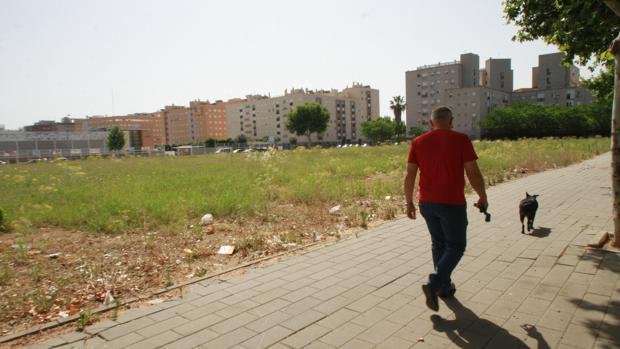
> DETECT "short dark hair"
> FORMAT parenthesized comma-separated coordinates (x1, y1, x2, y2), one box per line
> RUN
(431, 106, 453, 120)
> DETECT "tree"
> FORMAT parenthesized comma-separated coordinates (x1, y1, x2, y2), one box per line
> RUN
(408, 126, 426, 138)
(394, 121, 407, 141)
(361, 117, 395, 143)
(236, 134, 247, 144)
(205, 138, 216, 147)
(107, 126, 125, 153)
(390, 96, 406, 124)
(504, 0, 620, 246)
(286, 102, 330, 145)
(504, 0, 619, 67)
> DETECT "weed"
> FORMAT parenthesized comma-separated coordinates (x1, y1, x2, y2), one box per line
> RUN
(76, 309, 93, 332)
(382, 204, 398, 220)
(194, 267, 208, 278)
(237, 235, 266, 254)
(0, 206, 5, 231)
(360, 210, 369, 229)
(164, 265, 173, 288)
(111, 299, 122, 320)
(0, 264, 11, 286)
(30, 263, 45, 283)
(31, 289, 57, 314)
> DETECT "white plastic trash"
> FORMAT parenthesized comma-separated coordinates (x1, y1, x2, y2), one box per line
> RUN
(217, 245, 235, 255)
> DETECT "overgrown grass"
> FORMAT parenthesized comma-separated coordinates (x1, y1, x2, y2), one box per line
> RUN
(0, 137, 609, 234)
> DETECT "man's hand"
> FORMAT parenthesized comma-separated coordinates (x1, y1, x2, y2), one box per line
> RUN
(406, 202, 416, 219)
(476, 196, 489, 212)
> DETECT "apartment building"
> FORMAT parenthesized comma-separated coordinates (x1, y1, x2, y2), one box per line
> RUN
(74, 113, 166, 149)
(225, 83, 380, 144)
(24, 118, 77, 132)
(406, 53, 510, 138)
(189, 99, 242, 141)
(406, 52, 593, 138)
(512, 52, 593, 106)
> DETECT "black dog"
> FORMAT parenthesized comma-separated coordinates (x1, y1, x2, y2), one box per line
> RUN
(519, 193, 539, 234)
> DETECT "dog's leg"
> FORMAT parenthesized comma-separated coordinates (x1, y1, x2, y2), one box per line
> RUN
(520, 213, 525, 234)
(529, 211, 536, 232)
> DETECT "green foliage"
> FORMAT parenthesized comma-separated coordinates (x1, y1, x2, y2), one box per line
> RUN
(504, 0, 620, 67)
(394, 121, 407, 141)
(205, 139, 217, 147)
(0, 206, 5, 231)
(236, 134, 247, 144)
(361, 117, 395, 143)
(408, 126, 426, 138)
(480, 103, 611, 139)
(582, 60, 614, 122)
(107, 126, 125, 152)
(289, 137, 297, 145)
(76, 309, 93, 332)
(285, 103, 330, 144)
(390, 96, 406, 124)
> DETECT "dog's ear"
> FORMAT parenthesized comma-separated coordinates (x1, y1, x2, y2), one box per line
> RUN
(533, 195, 539, 198)
(526, 192, 530, 197)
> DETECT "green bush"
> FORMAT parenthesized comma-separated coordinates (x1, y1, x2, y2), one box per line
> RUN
(0, 207, 5, 231)
(481, 103, 611, 139)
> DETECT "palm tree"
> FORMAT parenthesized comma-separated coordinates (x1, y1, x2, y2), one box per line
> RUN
(390, 96, 406, 124)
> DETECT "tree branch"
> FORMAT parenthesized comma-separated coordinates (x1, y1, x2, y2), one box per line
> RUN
(604, 0, 620, 18)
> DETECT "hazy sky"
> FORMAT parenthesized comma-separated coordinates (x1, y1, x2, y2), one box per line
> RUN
(0, 0, 582, 130)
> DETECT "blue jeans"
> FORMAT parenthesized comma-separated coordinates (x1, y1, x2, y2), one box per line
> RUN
(419, 201, 467, 294)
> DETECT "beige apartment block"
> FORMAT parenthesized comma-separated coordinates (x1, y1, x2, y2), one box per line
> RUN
(514, 52, 593, 106)
(443, 87, 511, 138)
(512, 87, 593, 106)
(480, 58, 513, 93)
(226, 83, 379, 144)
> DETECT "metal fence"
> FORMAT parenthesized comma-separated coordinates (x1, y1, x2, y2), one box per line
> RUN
(0, 144, 294, 164)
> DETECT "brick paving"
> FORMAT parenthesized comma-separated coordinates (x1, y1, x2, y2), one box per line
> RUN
(25, 153, 620, 348)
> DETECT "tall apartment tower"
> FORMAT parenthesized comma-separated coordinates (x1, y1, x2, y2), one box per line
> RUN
(513, 52, 592, 106)
(534, 52, 579, 90)
(480, 58, 513, 93)
(460, 53, 480, 88)
(406, 53, 512, 138)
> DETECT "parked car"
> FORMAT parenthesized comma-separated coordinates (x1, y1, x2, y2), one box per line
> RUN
(215, 147, 232, 154)
(0, 160, 6, 165)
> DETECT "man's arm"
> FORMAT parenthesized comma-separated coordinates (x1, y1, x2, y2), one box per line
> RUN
(464, 160, 488, 210)
(404, 163, 418, 219)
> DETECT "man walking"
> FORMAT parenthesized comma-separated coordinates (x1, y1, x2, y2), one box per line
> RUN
(404, 106, 488, 311)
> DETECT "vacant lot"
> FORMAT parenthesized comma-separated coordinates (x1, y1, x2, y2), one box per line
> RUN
(0, 137, 610, 337)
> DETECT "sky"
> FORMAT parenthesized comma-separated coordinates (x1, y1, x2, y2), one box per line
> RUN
(0, 0, 586, 130)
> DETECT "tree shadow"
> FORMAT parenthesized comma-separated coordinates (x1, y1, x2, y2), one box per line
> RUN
(430, 297, 551, 349)
(579, 248, 620, 273)
(568, 297, 620, 348)
(528, 227, 551, 238)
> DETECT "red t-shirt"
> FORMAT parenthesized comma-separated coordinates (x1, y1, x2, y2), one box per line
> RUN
(407, 129, 478, 205)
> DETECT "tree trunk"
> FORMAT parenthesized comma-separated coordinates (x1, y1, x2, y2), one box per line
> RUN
(611, 33, 620, 248)
(395, 110, 402, 124)
(307, 132, 312, 147)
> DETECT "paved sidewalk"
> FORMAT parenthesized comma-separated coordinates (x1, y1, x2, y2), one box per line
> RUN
(26, 153, 619, 349)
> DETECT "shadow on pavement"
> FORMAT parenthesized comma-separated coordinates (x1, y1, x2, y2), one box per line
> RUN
(529, 227, 552, 238)
(430, 297, 551, 349)
(568, 297, 620, 349)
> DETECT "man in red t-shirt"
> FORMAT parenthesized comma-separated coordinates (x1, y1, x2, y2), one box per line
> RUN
(404, 106, 488, 311)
